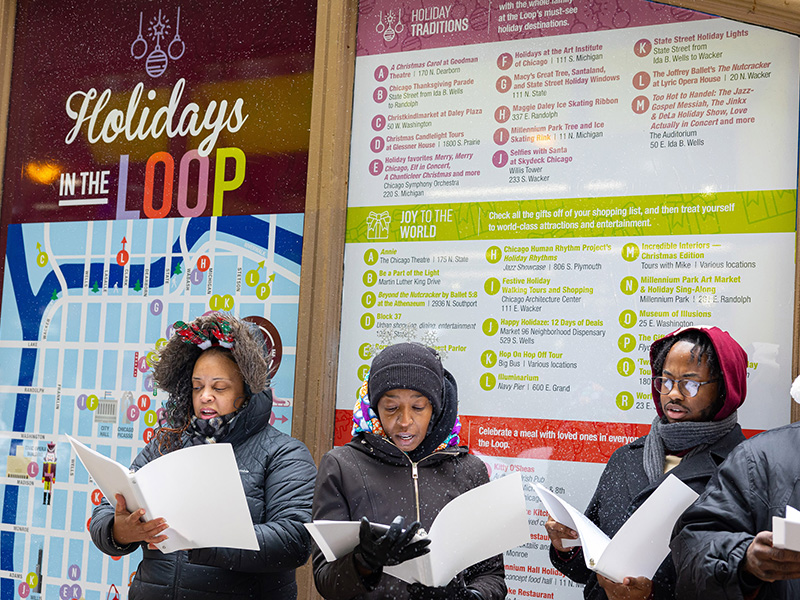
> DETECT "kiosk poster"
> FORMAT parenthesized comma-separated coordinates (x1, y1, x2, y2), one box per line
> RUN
(0, 1, 315, 599)
(337, 0, 798, 598)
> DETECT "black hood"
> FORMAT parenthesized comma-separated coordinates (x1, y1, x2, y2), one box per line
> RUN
(354, 367, 461, 464)
(220, 388, 273, 445)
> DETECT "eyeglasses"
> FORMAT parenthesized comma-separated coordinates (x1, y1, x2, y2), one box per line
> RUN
(652, 376, 719, 398)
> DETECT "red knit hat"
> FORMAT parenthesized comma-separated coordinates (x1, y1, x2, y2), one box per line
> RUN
(649, 326, 748, 421)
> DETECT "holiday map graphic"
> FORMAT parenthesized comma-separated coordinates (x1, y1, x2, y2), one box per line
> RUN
(0, 213, 303, 600)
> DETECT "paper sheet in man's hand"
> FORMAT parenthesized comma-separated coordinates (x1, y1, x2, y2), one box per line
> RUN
(534, 474, 699, 583)
(773, 505, 800, 551)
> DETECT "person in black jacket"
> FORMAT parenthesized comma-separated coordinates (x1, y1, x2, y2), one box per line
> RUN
(545, 326, 749, 600)
(90, 313, 317, 599)
(670, 420, 800, 600)
(312, 342, 507, 600)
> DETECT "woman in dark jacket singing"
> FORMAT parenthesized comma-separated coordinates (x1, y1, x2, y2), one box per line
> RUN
(312, 342, 507, 600)
(90, 313, 317, 599)
(545, 326, 749, 600)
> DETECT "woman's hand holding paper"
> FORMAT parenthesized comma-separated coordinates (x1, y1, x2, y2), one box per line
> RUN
(112, 494, 169, 548)
(354, 516, 431, 574)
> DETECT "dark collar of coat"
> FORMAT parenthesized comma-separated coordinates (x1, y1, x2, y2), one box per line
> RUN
(347, 432, 467, 467)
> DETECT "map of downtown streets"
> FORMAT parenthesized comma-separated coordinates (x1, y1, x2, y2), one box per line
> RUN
(0, 214, 302, 600)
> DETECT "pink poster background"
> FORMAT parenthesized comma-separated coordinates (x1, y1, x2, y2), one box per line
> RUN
(357, 0, 710, 55)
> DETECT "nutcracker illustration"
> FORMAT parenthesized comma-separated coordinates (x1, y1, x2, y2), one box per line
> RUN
(42, 442, 57, 505)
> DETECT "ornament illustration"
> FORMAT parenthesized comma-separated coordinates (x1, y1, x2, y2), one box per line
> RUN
(168, 7, 186, 60)
(376, 9, 404, 42)
(131, 12, 147, 59)
(131, 7, 186, 78)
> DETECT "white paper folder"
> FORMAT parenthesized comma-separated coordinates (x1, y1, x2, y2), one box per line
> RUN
(534, 474, 699, 583)
(306, 471, 530, 587)
(773, 505, 800, 551)
(68, 435, 259, 553)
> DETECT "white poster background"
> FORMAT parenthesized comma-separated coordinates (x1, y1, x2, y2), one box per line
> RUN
(348, 21, 799, 207)
(339, 3, 798, 598)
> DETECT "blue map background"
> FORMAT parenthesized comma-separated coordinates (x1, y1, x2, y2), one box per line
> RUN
(0, 214, 303, 600)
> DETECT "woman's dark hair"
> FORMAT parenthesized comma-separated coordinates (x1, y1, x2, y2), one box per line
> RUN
(652, 329, 724, 413)
(151, 313, 269, 453)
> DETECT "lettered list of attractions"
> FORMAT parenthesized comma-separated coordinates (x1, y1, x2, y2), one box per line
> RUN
(343, 1, 796, 424)
(341, 226, 792, 428)
(340, 2, 798, 599)
(339, 220, 793, 600)
(352, 18, 796, 206)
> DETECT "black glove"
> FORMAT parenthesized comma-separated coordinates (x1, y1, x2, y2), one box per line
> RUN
(408, 579, 483, 600)
(355, 516, 431, 572)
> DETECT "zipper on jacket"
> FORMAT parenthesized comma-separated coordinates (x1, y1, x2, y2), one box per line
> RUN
(171, 551, 185, 600)
(411, 461, 421, 524)
(395, 444, 460, 535)
(407, 450, 458, 535)
(374, 436, 460, 534)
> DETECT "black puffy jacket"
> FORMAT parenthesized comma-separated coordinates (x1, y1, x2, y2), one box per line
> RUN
(671, 422, 800, 600)
(311, 433, 507, 600)
(90, 390, 317, 599)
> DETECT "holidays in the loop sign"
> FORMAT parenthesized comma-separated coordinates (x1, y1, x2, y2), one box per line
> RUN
(0, 1, 315, 598)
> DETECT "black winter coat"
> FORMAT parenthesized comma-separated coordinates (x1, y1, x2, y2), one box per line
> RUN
(90, 390, 317, 600)
(550, 425, 745, 600)
(311, 432, 507, 600)
(671, 422, 800, 600)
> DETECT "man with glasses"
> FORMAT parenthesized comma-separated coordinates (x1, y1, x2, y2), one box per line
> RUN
(546, 327, 748, 600)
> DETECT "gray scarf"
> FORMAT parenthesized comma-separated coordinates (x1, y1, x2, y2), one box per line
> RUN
(643, 411, 738, 484)
(187, 412, 239, 445)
